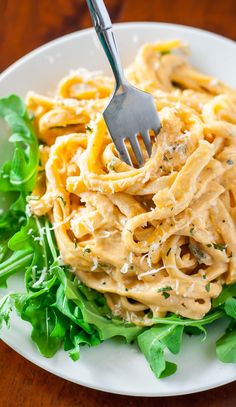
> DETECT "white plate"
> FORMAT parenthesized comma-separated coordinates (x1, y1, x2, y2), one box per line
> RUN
(0, 22, 236, 397)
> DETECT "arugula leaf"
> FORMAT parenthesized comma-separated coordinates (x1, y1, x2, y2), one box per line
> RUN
(83, 306, 143, 342)
(0, 250, 33, 288)
(224, 298, 236, 318)
(18, 296, 64, 357)
(0, 95, 38, 192)
(162, 325, 184, 354)
(213, 284, 236, 307)
(184, 326, 203, 336)
(0, 207, 26, 241)
(55, 283, 93, 334)
(10, 192, 27, 212)
(153, 311, 224, 327)
(138, 327, 166, 378)
(47, 309, 67, 339)
(0, 241, 9, 263)
(67, 326, 100, 361)
(0, 294, 15, 329)
(137, 325, 182, 378)
(216, 328, 236, 363)
(159, 362, 177, 378)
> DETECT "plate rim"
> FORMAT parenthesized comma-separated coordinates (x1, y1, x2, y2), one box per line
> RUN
(0, 22, 236, 397)
(1, 21, 235, 81)
(2, 332, 236, 397)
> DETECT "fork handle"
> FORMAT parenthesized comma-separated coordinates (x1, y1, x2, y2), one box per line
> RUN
(86, 0, 126, 88)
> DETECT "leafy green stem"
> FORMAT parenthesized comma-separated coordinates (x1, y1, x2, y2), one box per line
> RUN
(152, 310, 225, 327)
(0, 250, 33, 286)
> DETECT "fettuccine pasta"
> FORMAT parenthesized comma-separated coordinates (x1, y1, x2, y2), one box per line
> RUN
(27, 40, 236, 326)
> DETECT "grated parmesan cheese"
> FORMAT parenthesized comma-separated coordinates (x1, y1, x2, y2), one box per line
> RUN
(62, 98, 79, 107)
(120, 263, 129, 274)
(209, 79, 219, 87)
(50, 210, 76, 230)
(91, 257, 98, 271)
(25, 204, 32, 217)
(141, 171, 151, 184)
(129, 252, 134, 264)
(147, 243, 159, 267)
(57, 255, 65, 266)
(138, 265, 178, 280)
(32, 267, 47, 288)
(99, 230, 111, 238)
(175, 279, 180, 294)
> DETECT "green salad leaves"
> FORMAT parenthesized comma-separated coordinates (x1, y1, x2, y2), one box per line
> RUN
(0, 95, 236, 379)
(0, 95, 38, 192)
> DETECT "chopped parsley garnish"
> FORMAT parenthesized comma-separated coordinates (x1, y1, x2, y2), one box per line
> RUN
(190, 227, 194, 235)
(213, 243, 227, 251)
(160, 50, 171, 55)
(157, 286, 173, 293)
(108, 163, 115, 171)
(107, 158, 117, 171)
(189, 244, 206, 263)
(57, 195, 66, 206)
(163, 155, 170, 162)
(226, 159, 234, 165)
(83, 247, 91, 254)
(205, 282, 211, 292)
(162, 292, 170, 299)
(86, 125, 93, 133)
(98, 262, 109, 268)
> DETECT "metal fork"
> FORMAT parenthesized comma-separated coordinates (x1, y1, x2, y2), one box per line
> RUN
(86, 0, 161, 167)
